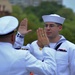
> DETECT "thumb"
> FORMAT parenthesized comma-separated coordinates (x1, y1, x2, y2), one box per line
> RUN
(27, 29, 32, 33)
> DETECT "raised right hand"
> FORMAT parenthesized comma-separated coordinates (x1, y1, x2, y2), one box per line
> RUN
(18, 18, 32, 35)
(37, 28, 50, 48)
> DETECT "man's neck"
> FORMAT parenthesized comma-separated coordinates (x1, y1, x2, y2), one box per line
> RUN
(49, 35, 61, 43)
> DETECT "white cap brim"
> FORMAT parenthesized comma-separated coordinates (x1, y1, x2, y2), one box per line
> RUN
(42, 14, 65, 24)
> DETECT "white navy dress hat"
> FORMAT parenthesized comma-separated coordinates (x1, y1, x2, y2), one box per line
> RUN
(42, 14, 65, 24)
(0, 16, 19, 35)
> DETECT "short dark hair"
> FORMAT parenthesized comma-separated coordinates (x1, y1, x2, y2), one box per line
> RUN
(55, 23, 62, 26)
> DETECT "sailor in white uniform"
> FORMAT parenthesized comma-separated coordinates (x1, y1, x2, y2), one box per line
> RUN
(14, 14, 75, 75)
(0, 16, 56, 75)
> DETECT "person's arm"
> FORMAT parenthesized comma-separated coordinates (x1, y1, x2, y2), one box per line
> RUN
(28, 28, 50, 60)
(24, 28, 50, 60)
(13, 47, 56, 75)
(14, 32, 25, 49)
(18, 47, 56, 75)
(24, 47, 56, 75)
(14, 18, 32, 49)
(14, 28, 51, 61)
(69, 48, 75, 75)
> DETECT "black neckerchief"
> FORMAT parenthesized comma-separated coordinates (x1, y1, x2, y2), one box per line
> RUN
(54, 42, 62, 50)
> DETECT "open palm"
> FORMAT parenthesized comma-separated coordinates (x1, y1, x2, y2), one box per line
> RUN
(18, 18, 32, 35)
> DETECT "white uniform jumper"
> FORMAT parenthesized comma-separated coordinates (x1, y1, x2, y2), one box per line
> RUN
(14, 33, 75, 75)
(0, 42, 56, 75)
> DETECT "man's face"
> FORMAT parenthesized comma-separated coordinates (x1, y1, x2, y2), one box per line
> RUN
(44, 22, 62, 39)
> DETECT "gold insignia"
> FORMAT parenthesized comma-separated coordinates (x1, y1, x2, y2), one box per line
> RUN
(39, 47, 42, 50)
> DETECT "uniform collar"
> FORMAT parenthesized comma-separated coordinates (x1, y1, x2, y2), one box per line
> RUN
(0, 42, 13, 47)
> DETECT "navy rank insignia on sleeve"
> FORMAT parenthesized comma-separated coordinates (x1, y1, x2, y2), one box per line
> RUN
(21, 48, 28, 50)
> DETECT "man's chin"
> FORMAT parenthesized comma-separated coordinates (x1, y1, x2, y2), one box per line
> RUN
(47, 35, 53, 38)
(47, 35, 51, 38)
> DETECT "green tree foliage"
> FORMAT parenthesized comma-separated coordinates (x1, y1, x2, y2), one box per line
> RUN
(60, 25, 75, 43)
(24, 2, 63, 21)
(12, 1, 75, 44)
(57, 8, 75, 43)
(57, 8, 75, 21)
(12, 5, 28, 22)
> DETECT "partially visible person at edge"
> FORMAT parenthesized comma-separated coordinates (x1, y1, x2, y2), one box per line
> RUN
(0, 16, 56, 75)
(14, 14, 75, 75)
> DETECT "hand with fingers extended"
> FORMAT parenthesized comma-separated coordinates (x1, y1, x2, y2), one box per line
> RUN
(37, 28, 50, 48)
(18, 18, 32, 35)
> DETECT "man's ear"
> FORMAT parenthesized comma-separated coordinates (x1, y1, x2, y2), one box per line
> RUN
(11, 34, 15, 44)
(59, 25, 62, 31)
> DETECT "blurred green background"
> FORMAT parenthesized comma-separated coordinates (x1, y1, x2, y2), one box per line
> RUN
(1, 1, 75, 45)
